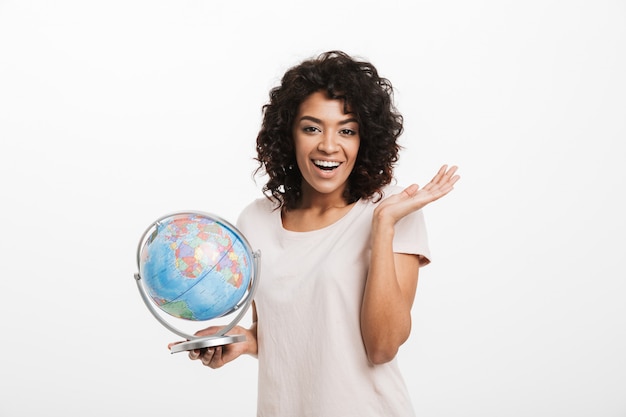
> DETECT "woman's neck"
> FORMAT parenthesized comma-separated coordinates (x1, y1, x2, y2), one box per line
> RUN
(282, 189, 356, 232)
(296, 182, 348, 211)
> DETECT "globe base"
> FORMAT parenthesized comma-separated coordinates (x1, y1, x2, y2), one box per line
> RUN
(169, 334, 247, 354)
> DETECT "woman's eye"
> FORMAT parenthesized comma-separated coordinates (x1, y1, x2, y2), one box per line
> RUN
(340, 129, 357, 136)
(303, 126, 320, 133)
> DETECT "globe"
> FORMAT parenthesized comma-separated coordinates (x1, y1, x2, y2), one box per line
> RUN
(136, 212, 256, 323)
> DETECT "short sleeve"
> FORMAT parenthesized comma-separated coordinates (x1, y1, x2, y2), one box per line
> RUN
(379, 184, 431, 267)
(392, 207, 431, 267)
(236, 198, 272, 238)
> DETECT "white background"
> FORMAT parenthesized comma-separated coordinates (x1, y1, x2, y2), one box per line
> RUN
(1, 1, 625, 416)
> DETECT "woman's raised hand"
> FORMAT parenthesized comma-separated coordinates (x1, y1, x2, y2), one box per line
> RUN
(374, 165, 460, 226)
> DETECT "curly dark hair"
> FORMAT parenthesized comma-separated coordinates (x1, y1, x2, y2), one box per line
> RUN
(255, 50, 404, 210)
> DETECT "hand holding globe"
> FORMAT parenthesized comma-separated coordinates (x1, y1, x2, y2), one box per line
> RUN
(134, 212, 260, 354)
(170, 322, 258, 367)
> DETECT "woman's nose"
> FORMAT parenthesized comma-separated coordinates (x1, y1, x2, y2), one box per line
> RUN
(317, 132, 339, 153)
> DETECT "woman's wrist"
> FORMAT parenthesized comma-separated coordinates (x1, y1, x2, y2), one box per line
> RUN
(245, 322, 259, 358)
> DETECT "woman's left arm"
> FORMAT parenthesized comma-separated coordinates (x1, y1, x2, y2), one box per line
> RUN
(360, 165, 459, 364)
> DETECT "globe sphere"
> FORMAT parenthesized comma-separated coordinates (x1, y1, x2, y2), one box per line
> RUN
(138, 212, 253, 321)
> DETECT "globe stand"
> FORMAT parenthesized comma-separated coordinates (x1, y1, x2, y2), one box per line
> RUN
(168, 334, 246, 353)
(134, 211, 260, 354)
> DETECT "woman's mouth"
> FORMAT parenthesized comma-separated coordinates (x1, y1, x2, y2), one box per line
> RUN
(313, 160, 341, 171)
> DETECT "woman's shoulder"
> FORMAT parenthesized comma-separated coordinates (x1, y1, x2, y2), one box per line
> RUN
(238, 196, 278, 224)
(243, 195, 277, 212)
(364, 183, 405, 205)
(380, 183, 404, 197)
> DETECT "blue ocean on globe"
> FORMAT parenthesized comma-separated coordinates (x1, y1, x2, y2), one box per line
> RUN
(139, 213, 253, 321)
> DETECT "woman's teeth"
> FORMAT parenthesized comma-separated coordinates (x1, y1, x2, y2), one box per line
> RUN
(313, 160, 340, 170)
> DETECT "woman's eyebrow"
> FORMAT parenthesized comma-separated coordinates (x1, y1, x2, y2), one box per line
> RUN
(298, 115, 358, 125)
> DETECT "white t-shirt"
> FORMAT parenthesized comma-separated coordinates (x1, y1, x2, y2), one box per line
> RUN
(236, 185, 431, 417)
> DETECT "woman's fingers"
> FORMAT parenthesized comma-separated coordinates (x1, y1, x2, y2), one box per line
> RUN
(200, 347, 216, 366)
(422, 166, 459, 195)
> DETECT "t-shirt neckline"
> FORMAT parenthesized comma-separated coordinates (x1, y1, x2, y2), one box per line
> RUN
(278, 199, 366, 237)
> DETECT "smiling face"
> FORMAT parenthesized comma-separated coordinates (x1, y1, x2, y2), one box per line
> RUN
(292, 91, 361, 205)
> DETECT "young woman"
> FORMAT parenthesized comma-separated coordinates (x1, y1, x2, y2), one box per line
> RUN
(177, 50, 459, 416)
